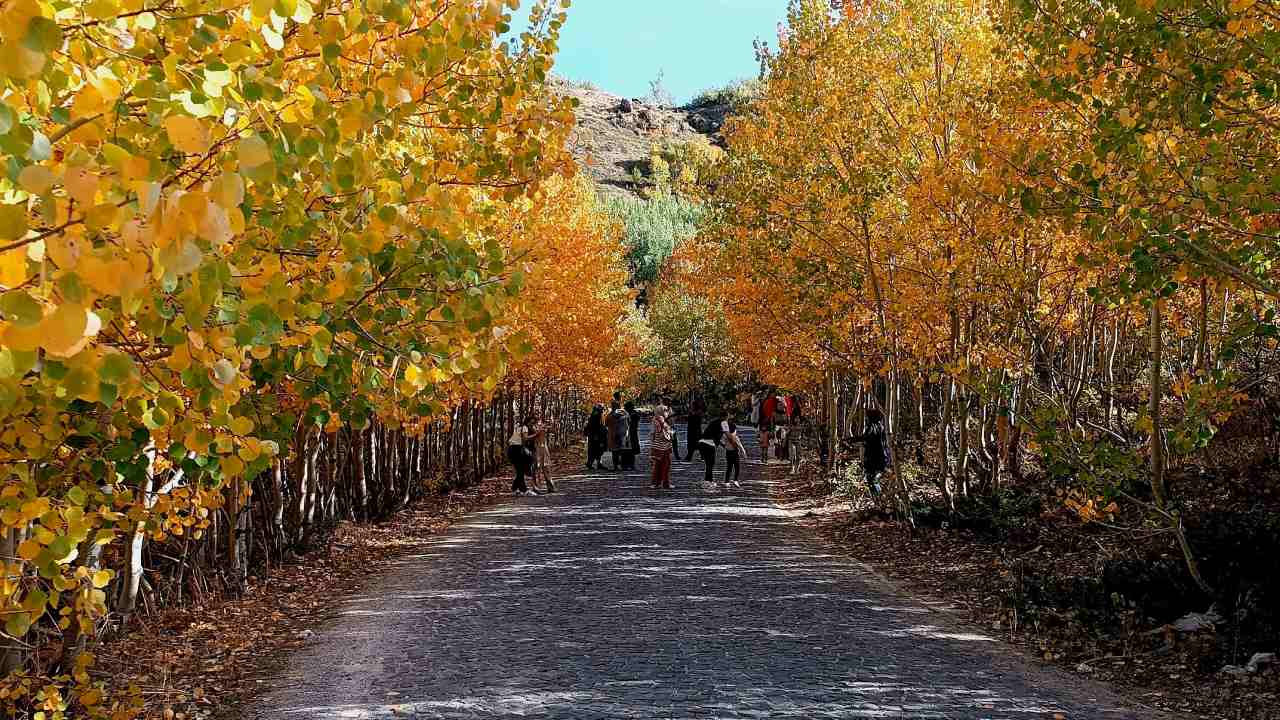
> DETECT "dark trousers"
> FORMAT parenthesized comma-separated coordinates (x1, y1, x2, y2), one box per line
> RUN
(508, 445, 529, 493)
(725, 450, 740, 483)
(685, 416, 702, 460)
(587, 440, 605, 467)
(698, 443, 716, 483)
(611, 449, 626, 469)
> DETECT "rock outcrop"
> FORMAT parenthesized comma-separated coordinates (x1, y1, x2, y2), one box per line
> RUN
(556, 81, 730, 197)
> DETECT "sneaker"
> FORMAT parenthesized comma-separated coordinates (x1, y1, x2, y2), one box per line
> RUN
(732, 481, 742, 488)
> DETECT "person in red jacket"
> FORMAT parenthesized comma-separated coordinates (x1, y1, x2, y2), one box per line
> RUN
(759, 394, 777, 461)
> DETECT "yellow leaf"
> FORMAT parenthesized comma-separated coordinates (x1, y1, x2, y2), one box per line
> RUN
(18, 165, 55, 195)
(47, 231, 86, 269)
(0, 203, 28, 241)
(40, 303, 100, 357)
(0, 40, 46, 80)
(238, 135, 272, 168)
(220, 455, 245, 477)
(211, 173, 244, 208)
(17, 538, 41, 560)
(85, 202, 120, 230)
(80, 688, 103, 706)
(90, 569, 111, 588)
(64, 167, 99, 206)
(2, 320, 43, 351)
(80, 254, 142, 296)
(85, 0, 118, 19)
(164, 115, 210, 155)
(0, 248, 27, 287)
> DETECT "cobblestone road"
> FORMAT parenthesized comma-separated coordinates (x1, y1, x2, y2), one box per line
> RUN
(242, 423, 1161, 719)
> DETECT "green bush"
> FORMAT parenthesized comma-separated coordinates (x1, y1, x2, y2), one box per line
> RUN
(690, 78, 763, 109)
(603, 192, 703, 284)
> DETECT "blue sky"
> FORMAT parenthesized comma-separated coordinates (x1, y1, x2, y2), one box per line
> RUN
(514, 1, 786, 104)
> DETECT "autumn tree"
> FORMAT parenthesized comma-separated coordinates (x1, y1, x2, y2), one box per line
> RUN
(0, 0, 641, 714)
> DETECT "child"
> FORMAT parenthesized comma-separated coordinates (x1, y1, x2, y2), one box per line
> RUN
(650, 411, 674, 489)
(723, 420, 747, 488)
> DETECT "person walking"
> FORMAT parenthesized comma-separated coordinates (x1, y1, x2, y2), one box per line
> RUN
(684, 396, 705, 461)
(847, 407, 890, 495)
(624, 400, 641, 471)
(788, 399, 807, 475)
(759, 393, 776, 462)
(696, 415, 725, 486)
(723, 420, 747, 488)
(650, 409, 675, 489)
(584, 404, 608, 470)
(605, 400, 629, 471)
(508, 417, 536, 496)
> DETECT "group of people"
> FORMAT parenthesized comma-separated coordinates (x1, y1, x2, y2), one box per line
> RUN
(507, 414, 557, 496)
(582, 392, 642, 471)
(648, 396, 750, 490)
(511, 390, 892, 498)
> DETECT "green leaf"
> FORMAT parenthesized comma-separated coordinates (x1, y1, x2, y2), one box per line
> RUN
(1, 291, 42, 325)
(99, 352, 135, 384)
(66, 486, 87, 507)
(23, 16, 63, 54)
(5, 611, 31, 638)
(0, 203, 29, 241)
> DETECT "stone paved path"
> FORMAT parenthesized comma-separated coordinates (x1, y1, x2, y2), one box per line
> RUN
(242, 423, 1162, 719)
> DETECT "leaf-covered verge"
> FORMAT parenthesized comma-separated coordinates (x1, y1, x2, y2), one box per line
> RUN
(99, 468, 511, 720)
(776, 432, 1280, 720)
(98, 440, 590, 720)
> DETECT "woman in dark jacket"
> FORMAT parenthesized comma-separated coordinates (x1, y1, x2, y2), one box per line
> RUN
(684, 396, 705, 461)
(584, 404, 608, 470)
(847, 408, 889, 495)
(696, 415, 726, 485)
(624, 401, 641, 470)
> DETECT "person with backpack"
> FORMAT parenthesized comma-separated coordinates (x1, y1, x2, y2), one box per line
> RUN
(847, 407, 890, 495)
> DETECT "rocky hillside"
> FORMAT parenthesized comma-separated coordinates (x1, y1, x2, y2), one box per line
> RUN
(556, 82, 729, 197)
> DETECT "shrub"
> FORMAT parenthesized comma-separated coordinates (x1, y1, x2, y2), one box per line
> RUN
(603, 192, 703, 285)
(690, 78, 764, 109)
